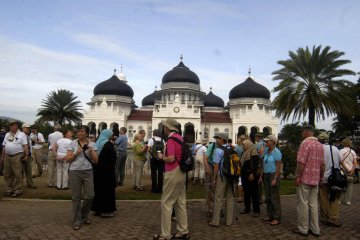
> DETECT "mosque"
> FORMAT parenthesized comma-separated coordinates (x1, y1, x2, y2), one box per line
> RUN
(83, 56, 279, 143)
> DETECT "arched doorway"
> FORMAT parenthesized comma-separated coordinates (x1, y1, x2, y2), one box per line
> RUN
(88, 122, 96, 136)
(237, 126, 247, 138)
(250, 126, 259, 143)
(263, 126, 272, 137)
(112, 123, 119, 138)
(184, 122, 195, 144)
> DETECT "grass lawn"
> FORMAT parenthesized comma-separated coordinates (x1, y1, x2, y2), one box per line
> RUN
(0, 172, 296, 200)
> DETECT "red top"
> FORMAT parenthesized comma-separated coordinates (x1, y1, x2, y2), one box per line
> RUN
(297, 137, 325, 186)
(165, 133, 183, 172)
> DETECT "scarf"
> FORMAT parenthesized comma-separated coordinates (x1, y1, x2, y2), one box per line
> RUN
(240, 139, 258, 166)
(95, 129, 113, 155)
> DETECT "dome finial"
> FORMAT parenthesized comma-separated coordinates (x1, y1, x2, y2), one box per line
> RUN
(180, 54, 183, 62)
(114, 67, 117, 75)
(248, 66, 251, 77)
(210, 87, 213, 92)
(155, 85, 158, 91)
(120, 64, 123, 73)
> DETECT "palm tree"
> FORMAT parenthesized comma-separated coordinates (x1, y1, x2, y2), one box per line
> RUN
(272, 45, 356, 127)
(37, 89, 83, 125)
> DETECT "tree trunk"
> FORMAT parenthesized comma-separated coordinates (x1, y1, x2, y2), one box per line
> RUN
(308, 107, 315, 127)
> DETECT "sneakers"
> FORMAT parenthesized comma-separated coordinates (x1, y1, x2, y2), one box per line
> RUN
(11, 191, 22, 197)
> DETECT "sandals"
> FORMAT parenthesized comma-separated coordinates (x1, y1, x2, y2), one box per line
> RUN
(153, 234, 167, 240)
(208, 222, 219, 228)
(171, 233, 190, 239)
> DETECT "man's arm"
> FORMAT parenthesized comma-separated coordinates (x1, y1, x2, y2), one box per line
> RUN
(295, 162, 305, 186)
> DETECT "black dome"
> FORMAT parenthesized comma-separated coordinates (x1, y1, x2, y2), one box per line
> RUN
(229, 77, 270, 99)
(142, 90, 160, 106)
(94, 75, 134, 98)
(162, 61, 200, 84)
(204, 91, 224, 108)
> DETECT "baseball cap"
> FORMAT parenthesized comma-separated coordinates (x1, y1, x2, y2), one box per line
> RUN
(213, 132, 228, 141)
(263, 135, 277, 144)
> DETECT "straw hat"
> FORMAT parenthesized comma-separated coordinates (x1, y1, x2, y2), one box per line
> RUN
(161, 118, 179, 132)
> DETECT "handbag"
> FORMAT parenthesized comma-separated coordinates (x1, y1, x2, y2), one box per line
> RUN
(328, 145, 347, 192)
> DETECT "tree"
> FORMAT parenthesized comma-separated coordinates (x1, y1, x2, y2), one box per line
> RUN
(272, 45, 356, 127)
(37, 89, 83, 125)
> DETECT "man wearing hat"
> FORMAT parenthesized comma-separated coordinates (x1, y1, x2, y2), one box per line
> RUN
(293, 125, 325, 237)
(209, 132, 234, 227)
(1, 120, 30, 197)
(22, 123, 36, 189)
(317, 132, 343, 227)
(154, 118, 189, 240)
(30, 126, 45, 178)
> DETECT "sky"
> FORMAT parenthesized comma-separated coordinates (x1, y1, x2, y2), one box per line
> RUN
(0, 0, 359, 130)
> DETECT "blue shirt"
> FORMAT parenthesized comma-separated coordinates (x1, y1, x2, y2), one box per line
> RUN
(263, 147, 282, 174)
(115, 134, 128, 152)
(212, 144, 226, 173)
(235, 144, 243, 158)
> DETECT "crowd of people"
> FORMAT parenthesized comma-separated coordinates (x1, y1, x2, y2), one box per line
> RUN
(0, 119, 359, 239)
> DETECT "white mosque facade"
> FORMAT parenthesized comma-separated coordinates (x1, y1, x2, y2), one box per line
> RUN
(83, 58, 279, 143)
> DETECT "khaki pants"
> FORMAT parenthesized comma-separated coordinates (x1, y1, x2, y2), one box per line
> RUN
(4, 153, 24, 194)
(57, 160, 69, 188)
(47, 151, 57, 186)
(31, 148, 43, 176)
(132, 160, 145, 187)
(194, 155, 205, 180)
(296, 184, 320, 235)
(204, 167, 215, 214)
(22, 157, 34, 187)
(210, 174, 234, 226)
(319, 184, 341, 225)
(161, 167, 188, 239)
(69, 169, 94, 226)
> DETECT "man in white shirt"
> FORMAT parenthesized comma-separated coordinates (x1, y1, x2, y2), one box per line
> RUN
(30, 126, 45, 178)
(47, 124, 63, 187)
(193, 141, 207, 185)
(1, 120, 30, 197)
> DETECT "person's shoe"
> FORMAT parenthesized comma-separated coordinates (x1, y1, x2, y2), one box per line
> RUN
(240, 210, 250, 214)
(11, 191, 22, 197)
(5, 191, 12, 196)
(345, 201, 351, 205)
(27, 185, 37, 189)
(292, 228, 308, 237)
(101, 212, 114, 218)
(82, 218, 91, 224)
(62, 187, 69, 190)
(308, 229, 320, 237)
(32, 175, 36, 178)
(270, 219, 280, 225)
(262, 217, 271, 221)
(73, 225, 80, 230)
(253, 213, 260, 218)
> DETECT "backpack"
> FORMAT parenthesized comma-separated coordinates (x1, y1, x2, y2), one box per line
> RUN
(168, 136, 194, 173)
(328, 145, 347, 192)
(150, 137, 164, 158)
(220, 145, 241, 181)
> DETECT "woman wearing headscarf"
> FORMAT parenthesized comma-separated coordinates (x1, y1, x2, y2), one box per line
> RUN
(91, 129, 117, 217)
(240, 139, 260, 217)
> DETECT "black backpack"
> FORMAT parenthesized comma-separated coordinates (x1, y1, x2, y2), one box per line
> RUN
(168, 136, 194, 172)
(219, 145, 241, 181)
(328, 145, 347, 192)
(150, 137, 164, 158)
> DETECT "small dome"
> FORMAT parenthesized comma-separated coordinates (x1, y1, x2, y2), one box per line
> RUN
(162, 60, 200, 85)
(204, 89, 224, 108)
(229, 77, 270, 99)
(142, 90, 160, 106)
(93, 74, 134, 97)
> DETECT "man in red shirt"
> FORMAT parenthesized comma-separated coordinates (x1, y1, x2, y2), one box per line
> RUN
(293, 125, 325, 237)
(153, 118, 190, 240)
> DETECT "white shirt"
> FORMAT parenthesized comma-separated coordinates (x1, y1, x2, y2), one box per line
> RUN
(2, 130, 28, 155)
(48, 131, 63, 149)
(30, 132, 45, 150)
(194, 144, 207, 157)
(340, 147, 357, 172)
(147, 136, 164, 147)
(56, 138, 72, 158)
(322, 144, 342, 183)
(68, 140, 97, 171)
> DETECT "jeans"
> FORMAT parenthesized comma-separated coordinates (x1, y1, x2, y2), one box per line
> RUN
(150, 157, 164, 193)
(115, 151, 127, 185)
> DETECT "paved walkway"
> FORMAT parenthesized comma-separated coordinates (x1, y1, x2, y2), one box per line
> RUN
(1, 185, 359, 240)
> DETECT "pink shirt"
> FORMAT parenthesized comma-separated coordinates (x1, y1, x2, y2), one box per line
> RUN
(297, 137, 325, 186)
(164, 133, 183, 172)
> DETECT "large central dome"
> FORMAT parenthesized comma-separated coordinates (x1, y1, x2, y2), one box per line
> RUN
(162, 60, 200, 85)
(93, 74, 134, 98)
(229, 77, 270, 100)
